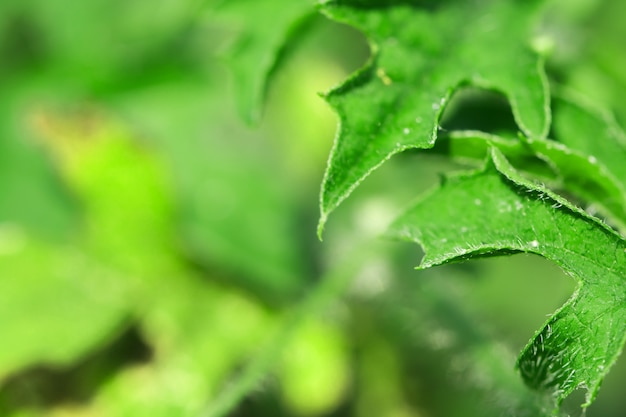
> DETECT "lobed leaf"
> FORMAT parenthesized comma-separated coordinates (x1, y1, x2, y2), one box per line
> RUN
(318, 0, 550, 235)
(389, 147, 626, 409)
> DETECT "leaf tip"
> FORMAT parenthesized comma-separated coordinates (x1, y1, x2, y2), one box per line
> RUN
(317, 214, 327, 241)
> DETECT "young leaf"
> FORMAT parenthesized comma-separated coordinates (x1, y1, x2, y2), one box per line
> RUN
(318, 0, 550, 234)
(389, 148, 626, 409)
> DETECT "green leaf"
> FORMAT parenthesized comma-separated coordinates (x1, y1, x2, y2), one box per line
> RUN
(441, 131, 555, 181)
(442, 130, 626, 232)
(2, 0, 205, 90)
(557, 0, 626, 125)
(0, 84, 77, 240)
(24, 101, 280, 417)
(389, 147, 626, 409)
(0, 234, 129, 378)
(88, 278, 273, 417)
(112, 77, 308, 302)
(552, 90, 626, 207)
(214, 0, 314, 124)
(318, 0, 550, 235)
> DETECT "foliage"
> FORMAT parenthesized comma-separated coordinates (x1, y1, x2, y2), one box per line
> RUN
(317, 0, 550, 232)
(2, 0, 626, 417)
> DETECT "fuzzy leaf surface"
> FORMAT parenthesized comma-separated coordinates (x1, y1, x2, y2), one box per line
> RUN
(389, 148, 626, 408)
(318, 0, 550, 233)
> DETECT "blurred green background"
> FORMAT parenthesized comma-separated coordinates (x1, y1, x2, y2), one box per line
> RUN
(1, 1, 626, 416)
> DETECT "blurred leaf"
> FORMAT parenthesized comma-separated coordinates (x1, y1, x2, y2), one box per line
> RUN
(390, 148, 626, 409)
(0, 232, 129, 378)
(13, 0, 207, 90)
(0, 85, 77, 241)
(443, 130, 626, 232)
(559, 0, 626, 125)
(31, 108, 177, 278)
(373, 264, 558, 417)
(318, 0, 550, 234)
(551, 90, 626, 199)
(22, 102, 279, 417)
(86, 279, 274, 417)
(213, 0, 314, 124)
(113, 76, 309, 301)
